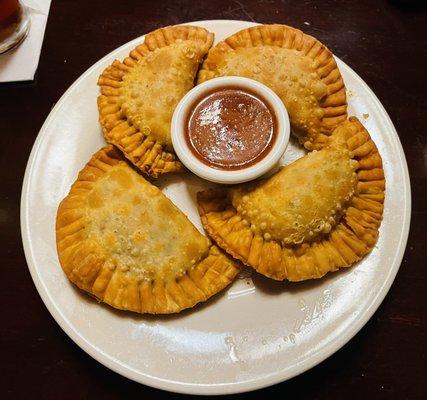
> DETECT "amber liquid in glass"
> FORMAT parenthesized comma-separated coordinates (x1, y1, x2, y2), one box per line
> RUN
(0, 0, 21, 42)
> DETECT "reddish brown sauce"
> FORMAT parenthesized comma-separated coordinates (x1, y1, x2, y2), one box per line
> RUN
(185, 86, 277, 170)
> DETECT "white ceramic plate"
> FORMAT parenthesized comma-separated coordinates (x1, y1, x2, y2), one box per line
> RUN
(21, 20, 411, 395)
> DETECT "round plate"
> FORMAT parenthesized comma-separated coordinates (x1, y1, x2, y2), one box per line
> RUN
(21, 20, 411, 395)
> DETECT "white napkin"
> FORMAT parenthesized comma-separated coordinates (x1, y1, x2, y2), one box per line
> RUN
(0, 0, 51, 82)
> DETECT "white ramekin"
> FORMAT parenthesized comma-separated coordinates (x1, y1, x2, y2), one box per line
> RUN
(171, 76, 290, 184)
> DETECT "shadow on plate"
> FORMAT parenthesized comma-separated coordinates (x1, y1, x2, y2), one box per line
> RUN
(68, 261, 355, 321)
(252, 265, 353, 296)
(69, 279, 229, 322)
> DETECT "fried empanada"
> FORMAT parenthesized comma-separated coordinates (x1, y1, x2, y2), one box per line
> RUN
(197, 24, 347, 150)
(56, 146, 238, 314)
(98, 25, 214, 177)
(197, 118, 384, 281)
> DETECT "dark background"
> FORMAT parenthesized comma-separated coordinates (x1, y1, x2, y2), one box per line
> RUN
(1, 0, 426, 398)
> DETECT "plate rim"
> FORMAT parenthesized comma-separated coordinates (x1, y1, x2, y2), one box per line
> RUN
(20, 19, 411, 395)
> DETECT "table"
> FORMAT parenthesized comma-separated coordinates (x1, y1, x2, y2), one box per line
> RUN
(1, 0, 425, 398)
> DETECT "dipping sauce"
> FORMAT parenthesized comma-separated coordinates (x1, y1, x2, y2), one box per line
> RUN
(185, 87, 276, 170)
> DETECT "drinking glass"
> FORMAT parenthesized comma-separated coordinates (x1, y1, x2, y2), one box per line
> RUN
(0, 0, 30, 54)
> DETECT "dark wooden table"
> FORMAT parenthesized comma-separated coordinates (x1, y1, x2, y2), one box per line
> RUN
(1, 0, 426, 398)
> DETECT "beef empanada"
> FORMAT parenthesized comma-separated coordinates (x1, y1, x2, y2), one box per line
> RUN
(56, 146, 238, 314)
(98, 25, 214, 177)
(197, 118, 384, 281)
(197, 24, 347, 150)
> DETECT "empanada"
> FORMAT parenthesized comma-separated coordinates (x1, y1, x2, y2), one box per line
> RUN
(197, 118, 384, 281)
(197, 24, 347, 150)
(56, 146, 238, 314)
(98, 25, 214, 177)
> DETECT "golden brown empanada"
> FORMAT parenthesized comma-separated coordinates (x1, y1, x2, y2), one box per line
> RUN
(197, 24, 347, 150)
(197, 117, 384, 281)
(56, 146, 239, 314)
(98, 25, 214, 177)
